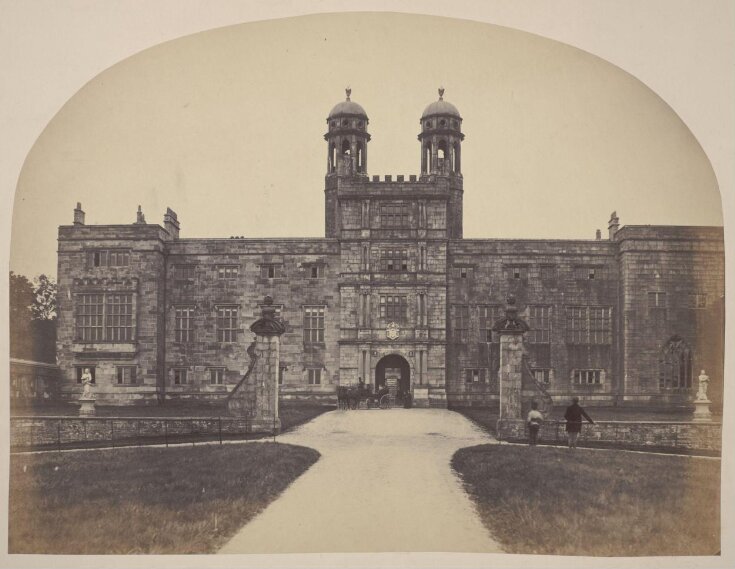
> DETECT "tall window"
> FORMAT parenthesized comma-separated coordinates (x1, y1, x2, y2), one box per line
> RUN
(566, 306, 612, 345)
(380, 203, 409, 228)
(380, 295, 407, 322)
(174, 306, 194, 342)
(660, 336, 693, 391)
(216, 306, 238, 342)
(304, 306, 325, 343)
(380, 249, 408, 271)
(217, 265, 239, 279)
(105, 294, 133, 341)
(528, 305, 551, 343)
(452, 305, 470, 342)
(307, 369, 322, 385)
(76, 293, 134, 342)
(88, 249, 130, 267)
(479, 305, 503, 342)
(76, 294, 104, 341)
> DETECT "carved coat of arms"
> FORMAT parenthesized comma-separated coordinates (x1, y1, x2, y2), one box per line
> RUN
(386, 322, 400, 340)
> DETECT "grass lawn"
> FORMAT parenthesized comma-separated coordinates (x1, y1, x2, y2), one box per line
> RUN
(452, 444, 720, 556)
(279, 402, 333, 432)
(9, 443, 320, 554)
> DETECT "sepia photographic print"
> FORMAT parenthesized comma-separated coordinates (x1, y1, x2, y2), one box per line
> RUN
(1, 2, 733, 568)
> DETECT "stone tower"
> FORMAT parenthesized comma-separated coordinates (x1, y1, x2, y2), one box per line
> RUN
(418, 87, 464, 177)
(325, 87, 370, 177)
(324, 88, 370, 238)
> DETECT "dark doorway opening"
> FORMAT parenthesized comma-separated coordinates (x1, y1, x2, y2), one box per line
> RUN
(375, 354, 411, 404)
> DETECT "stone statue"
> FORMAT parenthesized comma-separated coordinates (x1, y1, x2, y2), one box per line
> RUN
(696, 370, 710, 401)
(81, 368, 95, 399)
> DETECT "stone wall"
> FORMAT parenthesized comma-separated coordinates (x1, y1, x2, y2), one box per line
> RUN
(447, 238, 618, 407)
(496, 418, 721, 453)
(617, 226, 725, 406)
(10, 416, 273, 450)
(57, 223, 169, 404)
(164, 238, 340, 402)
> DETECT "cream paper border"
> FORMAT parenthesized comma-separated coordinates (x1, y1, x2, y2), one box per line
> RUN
(0, 1, 732, 568)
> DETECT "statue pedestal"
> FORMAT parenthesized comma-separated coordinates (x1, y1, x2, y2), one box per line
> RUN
(693, 399, 713, 422)
(78, 397, 96, 417)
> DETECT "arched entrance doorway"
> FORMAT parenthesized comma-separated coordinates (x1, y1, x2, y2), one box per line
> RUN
(375, 354, 410, 404)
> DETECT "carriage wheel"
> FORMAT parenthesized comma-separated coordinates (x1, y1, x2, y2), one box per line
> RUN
(379, 394, 392, 410)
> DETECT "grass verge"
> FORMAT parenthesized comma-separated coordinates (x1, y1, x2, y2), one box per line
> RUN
(452, 444, 720, 556)
(9, 443, 320, 554)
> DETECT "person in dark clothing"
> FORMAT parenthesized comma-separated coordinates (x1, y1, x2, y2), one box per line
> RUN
(564, 396, 594, 448)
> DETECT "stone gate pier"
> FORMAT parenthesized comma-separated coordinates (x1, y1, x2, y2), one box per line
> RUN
(492, 296, 529, 436)
(226, 296, 285, 433)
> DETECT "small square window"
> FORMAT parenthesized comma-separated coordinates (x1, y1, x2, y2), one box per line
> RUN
(75, 366, 96, 384)
(648, 292, 667, 308)
(532, 369, 551, 384)
(689, 293, 707, 309)
(116, 366, 137, 385)
(173, 369, 188, 385)
(573, 369, 602, 385)
(260, 264, 282, 279)
(217, 265, 239, 279)
(307, 369, 322, 385)
(309, 265, 323, 279)
(209, 368, 225, 385)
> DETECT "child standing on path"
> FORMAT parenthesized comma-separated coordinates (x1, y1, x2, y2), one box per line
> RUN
(527, 401, 544, 446)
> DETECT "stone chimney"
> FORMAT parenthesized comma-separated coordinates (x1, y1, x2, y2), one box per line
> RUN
(163, 207, 180, 239)
(596, 229, 602, 240)
(608, 211, 620, 240)
(73, 202, 85, 225)
(135, 205, 147, 224)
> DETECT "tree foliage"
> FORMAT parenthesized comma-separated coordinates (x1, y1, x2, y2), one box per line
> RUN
(9, 271, 57, 362)
(31, 274, 57, 320)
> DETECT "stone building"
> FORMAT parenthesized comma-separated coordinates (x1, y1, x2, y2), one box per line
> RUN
(55, 89, 725, 408)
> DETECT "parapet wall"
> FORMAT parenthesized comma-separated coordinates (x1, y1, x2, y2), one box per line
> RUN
(496, 419, 721, 453)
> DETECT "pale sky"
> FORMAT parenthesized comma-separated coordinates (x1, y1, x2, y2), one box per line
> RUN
(9, 12, 723, 279)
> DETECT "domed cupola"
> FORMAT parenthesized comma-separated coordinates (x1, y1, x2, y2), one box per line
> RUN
(418, 87, 464, 176)
(325, 88, 370, 176)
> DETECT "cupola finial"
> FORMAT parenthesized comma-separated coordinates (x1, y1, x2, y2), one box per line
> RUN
(345, 86, 351, 101)
(438, 86, 445, 100)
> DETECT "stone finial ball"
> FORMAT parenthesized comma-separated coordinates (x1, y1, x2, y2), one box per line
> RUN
(263, 295, 273, 306)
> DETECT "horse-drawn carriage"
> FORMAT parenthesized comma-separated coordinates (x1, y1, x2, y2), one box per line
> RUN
(337, 384, 392, 410)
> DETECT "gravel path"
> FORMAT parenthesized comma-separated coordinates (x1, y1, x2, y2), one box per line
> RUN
(218, 408, 502, 554)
